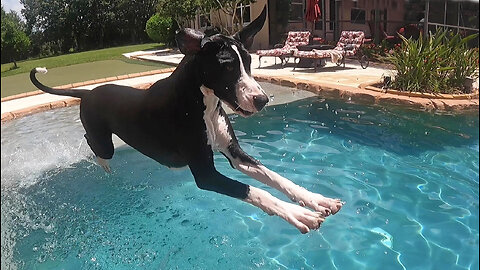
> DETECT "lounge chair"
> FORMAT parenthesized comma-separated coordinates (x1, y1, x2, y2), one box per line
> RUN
(256, 31, 311, 67)
(292, 31, 368, 71)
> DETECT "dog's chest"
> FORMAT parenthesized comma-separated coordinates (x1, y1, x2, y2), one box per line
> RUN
(202, 94, 232, 151)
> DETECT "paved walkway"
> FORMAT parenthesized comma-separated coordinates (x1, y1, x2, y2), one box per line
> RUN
(1, 49, 478, 122)
(132, 49, 389, 89)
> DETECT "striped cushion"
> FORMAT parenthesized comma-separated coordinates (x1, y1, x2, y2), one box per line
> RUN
(257, 31, 311, 57)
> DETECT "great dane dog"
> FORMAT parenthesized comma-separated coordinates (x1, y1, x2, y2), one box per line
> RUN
(30, 7, 343, 233)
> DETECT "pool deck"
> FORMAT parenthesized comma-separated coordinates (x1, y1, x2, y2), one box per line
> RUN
(1, 49, 479, 123)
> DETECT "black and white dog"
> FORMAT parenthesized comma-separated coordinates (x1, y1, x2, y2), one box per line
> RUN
(30, 7, 343, 233)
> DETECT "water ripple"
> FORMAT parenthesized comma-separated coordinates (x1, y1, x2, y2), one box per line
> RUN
(1, 97, 478, 270)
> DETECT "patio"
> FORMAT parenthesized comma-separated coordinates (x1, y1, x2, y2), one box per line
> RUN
(131, 48, 388, 88)
(130, 49, 479, 112)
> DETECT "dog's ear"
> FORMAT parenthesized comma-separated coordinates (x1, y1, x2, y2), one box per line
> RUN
(233, 5, 267, 49)
(176, 28, 205, 55)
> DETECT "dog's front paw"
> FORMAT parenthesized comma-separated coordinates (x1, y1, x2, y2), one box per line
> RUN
(298, 192, 344, 216)
(282, 203, 326, 234)
(245, 186, 327, 234)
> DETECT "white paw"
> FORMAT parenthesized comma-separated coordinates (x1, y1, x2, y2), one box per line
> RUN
(281, 202, 326, 234)
(298, 192, 344, 216)
(245, 186, 327, 234)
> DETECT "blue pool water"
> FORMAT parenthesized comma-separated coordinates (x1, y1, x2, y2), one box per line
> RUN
(1, 93, 478, 270)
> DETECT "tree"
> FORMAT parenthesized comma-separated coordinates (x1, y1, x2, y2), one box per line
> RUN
(1, 6, 32, 66)
(155, 0, 255, 34)
(20, 0, 158, 55)
(156, 0, 199, 28)
(21, 0, 78, 53)
(210, 0, 256, 34)
(118, 0, 158, 43)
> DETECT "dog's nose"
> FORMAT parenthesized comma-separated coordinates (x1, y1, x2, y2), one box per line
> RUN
(253, 95, 269, 111)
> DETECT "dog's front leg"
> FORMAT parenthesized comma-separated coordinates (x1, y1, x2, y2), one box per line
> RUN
(223, 144, 344, 216)
(188, 149, 325, 233)
(239, 161, 343, 216)
(214, 108, 344, 215)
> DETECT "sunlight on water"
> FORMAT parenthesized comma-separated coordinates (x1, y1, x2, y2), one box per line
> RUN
(1, 96, 479, 270)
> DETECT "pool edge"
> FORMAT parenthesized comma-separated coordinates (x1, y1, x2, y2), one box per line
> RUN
(2, 71, 479, 123)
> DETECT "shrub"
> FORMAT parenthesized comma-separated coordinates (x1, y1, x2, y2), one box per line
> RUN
(145, 14, 178, 45)
(360, 40, 399, 62)
(386, 29, 479, 94)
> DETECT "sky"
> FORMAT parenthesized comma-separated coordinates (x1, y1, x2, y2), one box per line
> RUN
(1, 0, 24, 15)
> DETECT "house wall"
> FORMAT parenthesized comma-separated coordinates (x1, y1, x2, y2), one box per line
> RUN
(280, 0, 407, 42)
(339, 0, 406, 37)
(199, 0, 415, 49)
(250, 0, 270, 50)
(205, 0, 269, 51)
(209, 8, 231, 31)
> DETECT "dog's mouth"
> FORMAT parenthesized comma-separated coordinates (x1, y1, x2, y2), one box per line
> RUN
(227, 101, 255, 117)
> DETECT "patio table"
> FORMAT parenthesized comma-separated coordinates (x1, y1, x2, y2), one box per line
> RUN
(296, 44, 335, 68)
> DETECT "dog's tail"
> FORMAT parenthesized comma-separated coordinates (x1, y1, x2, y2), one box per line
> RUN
(30, 67, 90, 98)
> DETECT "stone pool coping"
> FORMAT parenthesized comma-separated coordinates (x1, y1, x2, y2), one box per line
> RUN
(2, 65, 479, 123)
(252, 75, 479, 112)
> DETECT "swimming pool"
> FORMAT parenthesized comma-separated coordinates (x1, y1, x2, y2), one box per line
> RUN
(1, 90, 478, 270)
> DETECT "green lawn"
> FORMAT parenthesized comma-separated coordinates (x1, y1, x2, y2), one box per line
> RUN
(1, 43, 164, 77)
(1, 43, 175, 98)
(1, 59, 172, 98)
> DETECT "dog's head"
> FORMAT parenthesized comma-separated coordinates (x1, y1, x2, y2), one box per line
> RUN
(175, 6, 268, 117)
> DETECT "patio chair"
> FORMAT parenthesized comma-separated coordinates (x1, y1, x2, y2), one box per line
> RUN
(256, 31, 311, 67)
(292, 31, 368, 71)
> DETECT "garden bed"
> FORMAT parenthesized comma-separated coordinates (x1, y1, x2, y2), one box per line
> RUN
(361, 81, 479, 100)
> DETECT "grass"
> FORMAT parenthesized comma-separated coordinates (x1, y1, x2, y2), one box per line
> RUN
(1, 43, 176, 98)
(1, 59, 172, 98)
(1, 43, 164, 77)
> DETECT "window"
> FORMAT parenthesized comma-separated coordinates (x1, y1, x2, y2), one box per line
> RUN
(236, 4, 251, 25)
(351, 8, 366, 24)
(289, 0, 304, 22)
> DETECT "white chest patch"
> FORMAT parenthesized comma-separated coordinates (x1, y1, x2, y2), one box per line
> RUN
(200, 85, 232, 151)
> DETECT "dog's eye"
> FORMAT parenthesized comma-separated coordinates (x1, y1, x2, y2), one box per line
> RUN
(226, 65, 234, 71)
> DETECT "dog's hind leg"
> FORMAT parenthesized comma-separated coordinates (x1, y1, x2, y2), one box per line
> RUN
(83, 132, 114, 173)
(96, 157, 112, 173)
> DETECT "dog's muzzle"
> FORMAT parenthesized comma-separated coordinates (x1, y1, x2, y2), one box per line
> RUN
(253, 94, 269, 111)
(234, 78, 269, 116)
